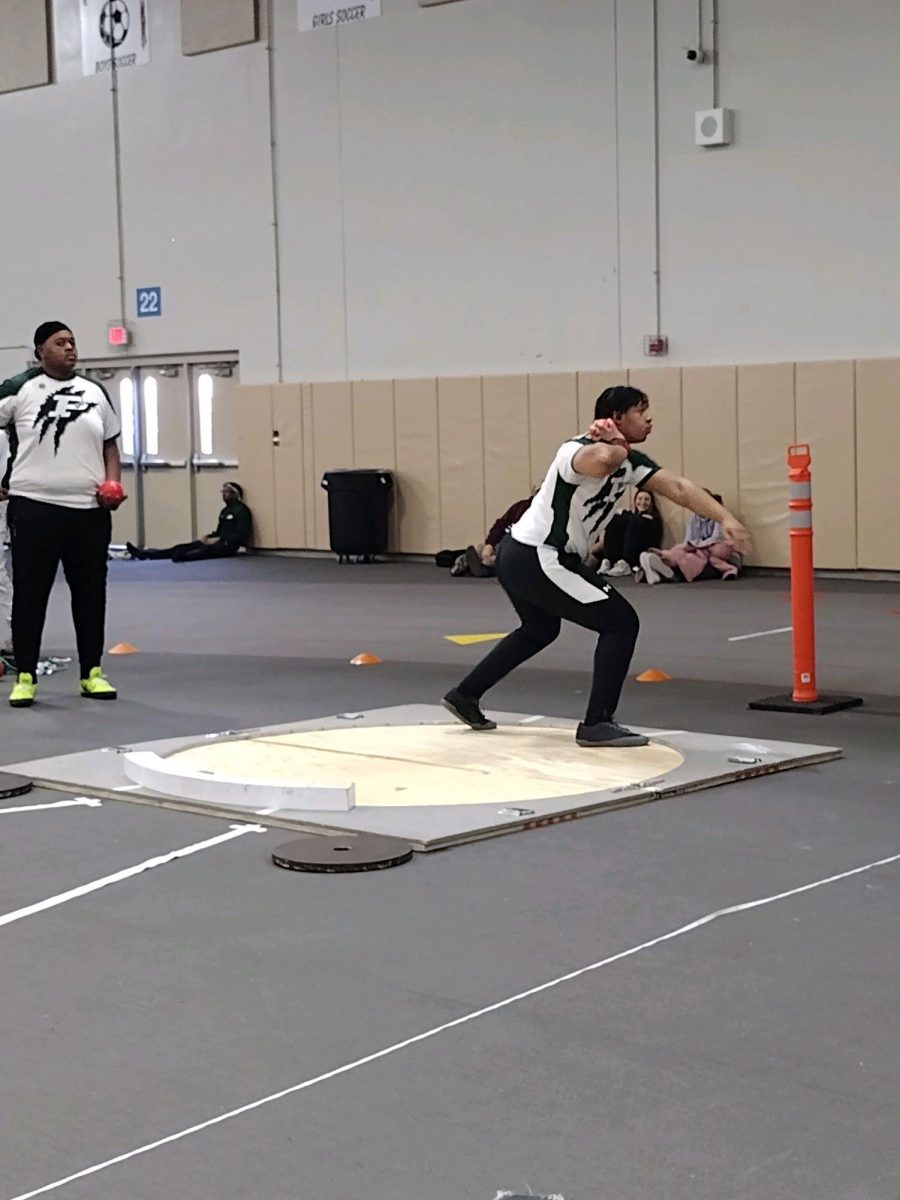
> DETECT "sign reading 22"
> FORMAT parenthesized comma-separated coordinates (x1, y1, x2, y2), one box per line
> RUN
(136, 286, 162, 317)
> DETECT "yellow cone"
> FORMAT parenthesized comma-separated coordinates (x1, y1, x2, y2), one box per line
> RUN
(350, 652, 382, 666)
(637, 668, 671, 682)
(109, 642, 139, 655)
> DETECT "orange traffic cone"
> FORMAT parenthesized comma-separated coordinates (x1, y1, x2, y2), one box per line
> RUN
(636, 668, 671, 682)
(350, 652, 382, 666)
(109, 643, 139, 655)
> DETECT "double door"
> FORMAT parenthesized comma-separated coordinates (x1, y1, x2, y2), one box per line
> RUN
(83, 359, 239, 548)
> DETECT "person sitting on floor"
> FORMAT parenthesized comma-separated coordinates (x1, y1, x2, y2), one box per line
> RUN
(452, 491, 535, 577)
(127, 482, 252, 562)
(638, 491, 743, 584)
(594, 488, 662, 577)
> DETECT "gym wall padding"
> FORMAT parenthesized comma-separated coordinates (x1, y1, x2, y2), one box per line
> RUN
(438, 377, 485, 553)
(737, 363, 796, 569)
(527, 374, 579, 487)
(311, 383, 353, 550)
(856, 358, 900, 570)
(351, 380, 398, 551)
(482, 376, 532, 529)
(681, 367, 740, 523)
(795, 362, 856, 570)
(235, 385, 277, 548)
(394, 379, 441, 556)
(235, 356, 900, 569)
(271, 384, 306, 550)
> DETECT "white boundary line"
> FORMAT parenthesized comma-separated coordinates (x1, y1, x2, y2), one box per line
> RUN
(0, 798, 102, 816)
(0, 824, 265, 931)
(728, 626, 792, 642)
(7, 848, 899, 1200)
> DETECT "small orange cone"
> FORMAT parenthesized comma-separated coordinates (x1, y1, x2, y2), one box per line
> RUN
(350, 652, 382, 666)
(109, 642, 139, 655)
(636, 668, 671, 682)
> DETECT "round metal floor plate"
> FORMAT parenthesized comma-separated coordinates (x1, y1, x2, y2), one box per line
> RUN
(0, 772, 33, 800)
(272, 832, 413, 874)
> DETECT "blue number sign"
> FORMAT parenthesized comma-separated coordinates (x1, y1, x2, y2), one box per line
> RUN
(136, 286, 162, 318)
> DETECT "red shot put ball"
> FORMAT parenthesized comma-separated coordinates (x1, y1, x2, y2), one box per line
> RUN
(98, 480, 125, 503)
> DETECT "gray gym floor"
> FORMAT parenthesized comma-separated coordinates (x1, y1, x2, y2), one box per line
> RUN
(1, 558, 898, 1200)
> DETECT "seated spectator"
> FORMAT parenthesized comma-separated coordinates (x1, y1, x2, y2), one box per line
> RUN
(638, 491, 743, 584)
(452, 492, 535, 577)
(594, 489, 662, 577)
(127, 482, 251, 562)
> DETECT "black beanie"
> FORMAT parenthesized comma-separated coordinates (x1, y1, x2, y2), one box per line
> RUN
(224, 481, 243, 499)
(34, 321, 72, 348)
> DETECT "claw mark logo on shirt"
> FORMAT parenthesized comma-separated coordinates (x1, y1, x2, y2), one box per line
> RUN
(33, 387, 97, 452)
(583, 465, 628, 536)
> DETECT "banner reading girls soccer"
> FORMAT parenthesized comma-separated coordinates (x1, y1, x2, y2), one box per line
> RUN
(298, 0, 380, 33)
(81, 0, 150, 76)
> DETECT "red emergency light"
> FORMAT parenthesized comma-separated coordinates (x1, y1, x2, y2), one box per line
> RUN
(107, 323, 131, 348)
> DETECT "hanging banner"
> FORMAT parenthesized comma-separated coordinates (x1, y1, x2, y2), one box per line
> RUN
(81, 0, 150, 76)
(298, 0, 380, 33)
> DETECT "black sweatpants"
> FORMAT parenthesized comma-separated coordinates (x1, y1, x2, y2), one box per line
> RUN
(8, 496, 111, 679)
(457, 536, 640, 725)
(602, 512, 659, 568)
(141, 540, 239, 562)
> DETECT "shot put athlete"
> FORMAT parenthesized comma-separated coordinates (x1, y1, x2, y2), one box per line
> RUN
(443, 385, 750, 746)
(0, 321, 125, 707)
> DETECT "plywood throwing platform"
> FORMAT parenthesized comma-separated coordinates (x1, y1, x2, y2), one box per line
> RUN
(4, 706, 841, 851)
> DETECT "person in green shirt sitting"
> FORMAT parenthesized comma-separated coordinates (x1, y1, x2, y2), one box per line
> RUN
(127, 482, 252, 562)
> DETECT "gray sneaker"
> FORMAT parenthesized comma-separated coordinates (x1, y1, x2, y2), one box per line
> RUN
(576, 720, 649, 748)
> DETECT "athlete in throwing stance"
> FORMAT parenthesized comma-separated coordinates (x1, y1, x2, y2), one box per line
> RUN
(442, 385, 750, 746)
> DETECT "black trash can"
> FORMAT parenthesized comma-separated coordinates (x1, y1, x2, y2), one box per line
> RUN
(321, 469, 393, 563)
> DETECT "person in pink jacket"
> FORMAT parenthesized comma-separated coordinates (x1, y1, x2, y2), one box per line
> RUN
(638, 491, 743, 584)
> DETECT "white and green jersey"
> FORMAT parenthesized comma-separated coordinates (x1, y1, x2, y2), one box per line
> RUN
(511, 437, 661, 559)
(0, 368, 120, 509)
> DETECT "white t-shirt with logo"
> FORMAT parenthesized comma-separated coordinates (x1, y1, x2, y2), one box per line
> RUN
(0, 370, 120, 509)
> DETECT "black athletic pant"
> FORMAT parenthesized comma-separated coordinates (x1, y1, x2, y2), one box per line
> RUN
(457, 536, 640, 726)
(8, 496, 111, 679)
(140, 540, 239, 562)
(602, 512, 658, 568)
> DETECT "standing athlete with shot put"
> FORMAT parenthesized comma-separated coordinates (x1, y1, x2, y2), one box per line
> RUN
(0, 321, 125, 707)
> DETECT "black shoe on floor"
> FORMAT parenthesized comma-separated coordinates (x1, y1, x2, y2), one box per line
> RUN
(576, 720, 649, 748)
(442, 688, 497, 731)
(465, 546, 486, 577)
(125, 541, 147, 560)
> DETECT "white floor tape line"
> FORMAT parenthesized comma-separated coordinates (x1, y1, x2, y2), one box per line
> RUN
(6, 848, 899, 1200)
(728, 625, 792, 642)
(0, 798, 103, 816)
(0, 824, 266, 932)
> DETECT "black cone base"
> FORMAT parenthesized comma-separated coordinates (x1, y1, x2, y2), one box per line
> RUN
(272, 832, 413, 874)
(0, 772, 34, 799)
(749, 693, 863, 715)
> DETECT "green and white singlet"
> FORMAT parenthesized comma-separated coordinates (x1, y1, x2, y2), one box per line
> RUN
(512, 438, 661, 560)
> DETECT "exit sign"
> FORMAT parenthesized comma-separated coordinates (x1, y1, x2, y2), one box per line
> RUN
(107, 323, 131, 347)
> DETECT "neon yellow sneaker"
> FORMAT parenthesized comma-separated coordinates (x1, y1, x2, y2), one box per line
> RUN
(80, 667, 118, 700)
(9, 672, 37, 707)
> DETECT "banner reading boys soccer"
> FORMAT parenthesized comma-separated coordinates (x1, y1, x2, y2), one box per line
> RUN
(81, 0, 150, 76)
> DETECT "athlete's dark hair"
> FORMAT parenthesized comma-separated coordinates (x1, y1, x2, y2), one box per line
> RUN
(594, 385, 648, 420)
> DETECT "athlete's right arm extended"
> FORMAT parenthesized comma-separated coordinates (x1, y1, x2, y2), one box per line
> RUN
(571, 441, 629, 479)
